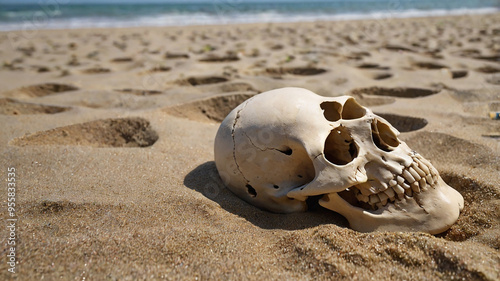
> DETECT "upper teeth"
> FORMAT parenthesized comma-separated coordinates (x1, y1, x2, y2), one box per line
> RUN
(352, 153, 439, 210)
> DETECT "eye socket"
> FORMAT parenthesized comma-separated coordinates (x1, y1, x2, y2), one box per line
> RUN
(342, 98, 366, 119)
(324, 126, 358, 165)
(320, 101, 342, 122)
(371, 118, 400, 152)
(320, 98, 366, 122)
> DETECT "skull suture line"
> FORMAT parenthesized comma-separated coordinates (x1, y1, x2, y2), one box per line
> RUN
(214, 87, 464, 234)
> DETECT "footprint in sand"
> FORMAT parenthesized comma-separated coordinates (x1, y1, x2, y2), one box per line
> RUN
(0, 98, 70, 115)
(179, 76, 229, 86)
(165, 52, 190, 59)
(198, 55, 240, 62)
(113, 89, 163, 96)
(164, 92, 255, 123)
(350, 86, 441, 98)
(411, 61, 449, 70)
(364, 71, 393, 80)
(375, 113, 427, 132)
(449, 70, 468, 79)
(11, 117, 158, 147)
(4, 83, 78, 99)
(81, 67, 111, 74)
(265, 66, 327, 76)
(485, 74, 500, 85)
(110, 57, 134, 63)
(475, 65, 500, 74)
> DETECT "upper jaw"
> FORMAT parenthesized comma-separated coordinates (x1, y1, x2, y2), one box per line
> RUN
(319, 154, 465, 234)
(345, 152, 441, 210)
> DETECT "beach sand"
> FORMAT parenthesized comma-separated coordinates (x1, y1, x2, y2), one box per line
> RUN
(0, 13, 499, 280)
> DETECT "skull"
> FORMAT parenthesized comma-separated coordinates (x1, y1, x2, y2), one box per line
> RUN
(214, 87, 464, 234)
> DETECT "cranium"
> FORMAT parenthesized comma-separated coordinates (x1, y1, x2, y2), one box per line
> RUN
(214, 87, 464, 234)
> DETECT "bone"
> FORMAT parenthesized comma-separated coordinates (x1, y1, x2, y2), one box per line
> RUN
(402, 170, 416, 183)
(389, 179, 397, 187)
(408, 167, 422, 181)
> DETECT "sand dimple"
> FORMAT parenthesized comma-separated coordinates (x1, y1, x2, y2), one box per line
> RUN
(6, 83, 78, 98)
(184, 76, 229, 86)
(0, 98, 70, 115)
(164, 93, 255, 122)
(199, 55, 240, 62)
(350, 87, 440, 98)
(265, 66, 327, 76)
(375, 113, 428, 132)
(164, 52, 189, 59)
(11, 117, 158, 147)
(82, 67, 112, 74)
(113, 89, 163, 96)
(412, 61, 448, 70)
(475, 65, 500, 73)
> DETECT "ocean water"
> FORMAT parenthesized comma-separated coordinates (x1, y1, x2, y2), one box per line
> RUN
(0, 0, 499, 31)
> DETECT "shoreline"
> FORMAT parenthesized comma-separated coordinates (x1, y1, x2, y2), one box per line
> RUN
(1, 8, 499, 32)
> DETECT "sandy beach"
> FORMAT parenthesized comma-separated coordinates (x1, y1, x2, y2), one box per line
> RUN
(0, 13, 499, 280)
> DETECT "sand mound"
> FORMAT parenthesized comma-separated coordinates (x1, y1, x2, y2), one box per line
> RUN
(0, 98, 70, 115)
(11, 117, 158, 147)
(164, 92, 255, 122)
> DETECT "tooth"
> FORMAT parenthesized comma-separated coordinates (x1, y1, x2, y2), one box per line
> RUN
(396, 175, 405, 184)
(371, 180, 387, 192)
(411, 163, 426, 178)
(389, 179, 397, 187)
(408, 167, 421, 181)
(384, 187, 395, 198)
(419, 178, 427, 190)
(356, 193, 370, 203)
(356, 182, 375, 195)
(411, 181, 420, 193)
(393, 184, 405, 195)
(369, 194, 380, 204)
(402, 170, 415, 183)
(416, 159, 430, 175)
(405, 188, 413, 197)
(426, 174, 435, 185)
(378, 192, 388, 201)
(401, 182, 410, 189)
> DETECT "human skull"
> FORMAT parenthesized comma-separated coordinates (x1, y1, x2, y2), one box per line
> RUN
(214, 87, 464, 234)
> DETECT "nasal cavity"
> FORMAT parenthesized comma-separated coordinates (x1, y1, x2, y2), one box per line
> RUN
(324, 126, 358, 165)
(371, 119, 400, 152)
(320, 101, 342, 122)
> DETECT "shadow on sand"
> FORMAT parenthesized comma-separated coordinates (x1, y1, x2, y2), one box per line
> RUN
(184, 161, 348, 230)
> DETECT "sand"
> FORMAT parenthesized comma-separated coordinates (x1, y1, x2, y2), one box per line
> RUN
(0, 13, 499, 280)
